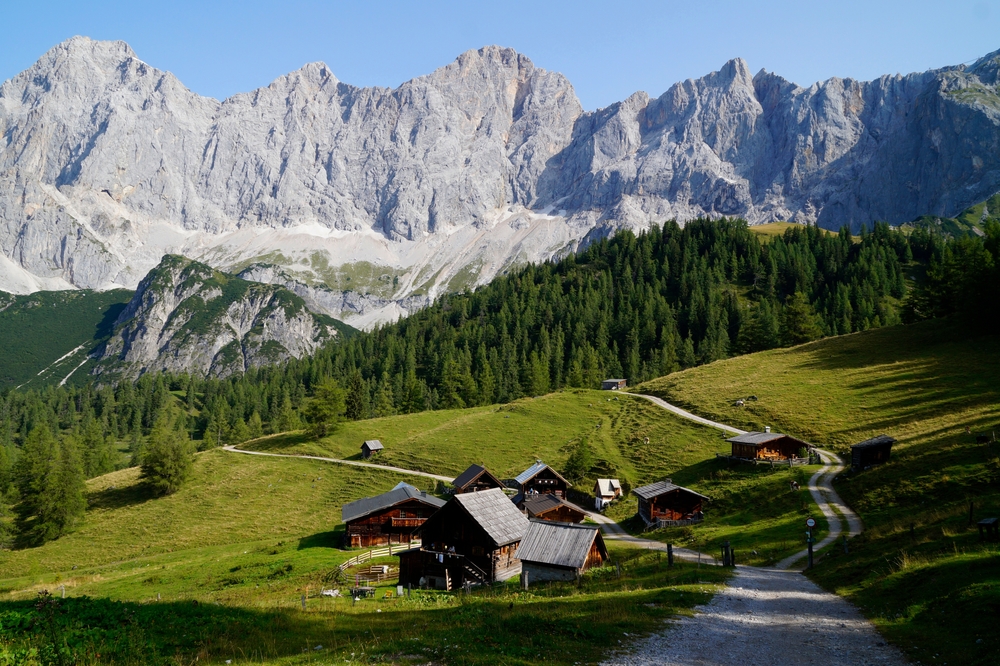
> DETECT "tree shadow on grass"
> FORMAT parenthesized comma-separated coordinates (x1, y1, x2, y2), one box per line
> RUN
(87, 480, 156, 511)
(297, 526, 345, 551)
(242, 431, 313, 451)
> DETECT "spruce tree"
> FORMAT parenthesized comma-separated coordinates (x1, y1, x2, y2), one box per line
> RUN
(14, 426, 86, 546)
(141, 407, 194, 496)
(781, 292, 824, 345)
(303, 381, 346, 437)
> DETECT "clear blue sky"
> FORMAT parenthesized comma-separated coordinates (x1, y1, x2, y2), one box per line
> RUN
(2, 0, 999, 110)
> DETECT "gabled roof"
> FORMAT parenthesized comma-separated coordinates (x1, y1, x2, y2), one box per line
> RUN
(452, 488, 529, 547)
(362, 439, 384, 450)
(595, 479, 621, 496)
(726, 432, 785, 445)
(632, 480, 709, 501)
(522, 494, 585, 519)
(603, 378, 627, 383)
(851, 434, 896, 449)
(341, 483, 445, 523)
(517, 521, 606, 569)
(452, 464, 504, 490)
(515, 460, 570, 486)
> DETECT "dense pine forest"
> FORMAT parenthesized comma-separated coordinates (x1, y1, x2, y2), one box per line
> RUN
(2, 216, 992, 546)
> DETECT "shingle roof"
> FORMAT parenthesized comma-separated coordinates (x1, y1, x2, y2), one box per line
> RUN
(596, 479, 621, 496)
(726, 432, 785, 445)
(851, 434, 896, 449)
(362, 439, 384, 450)
(341, 484, 445, 523)
(514, 461, 569, 486)
(522, 494, 584, 519)
(452, 464, 503, 490)
(517, 521, 604, 569)
(453, 488, 529, 547)
(632, 480, 709, 501)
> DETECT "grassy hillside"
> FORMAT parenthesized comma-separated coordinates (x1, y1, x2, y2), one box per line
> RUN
(0, 289, 132, 390)
(641, 318, 1000, 665)
(905, 191, 1000, 237)
(0, 412, 732, 664)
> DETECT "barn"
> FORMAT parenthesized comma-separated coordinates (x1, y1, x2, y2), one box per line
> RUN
(517, 521, 609, 583)
(513, 460, 570, 505)
(452, 463, 505, 494)
(851, 434, 896, 471)
(522, 493, 587, 523)
(633, 479, 708, 527)
(398, 487, 528, 589)
(341, 483, 446, 548)
(361, 440, 384, 459)
(726, 430, 811, 461)
(601, 379, 628, 390)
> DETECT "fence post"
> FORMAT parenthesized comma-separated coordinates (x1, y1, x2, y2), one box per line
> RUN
(667, 544, 674, 567)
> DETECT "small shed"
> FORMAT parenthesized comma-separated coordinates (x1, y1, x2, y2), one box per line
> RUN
(341, 483, 446, 548)
(726, 430, 811, 461)
(398, 487, 529, 589)
(851, 435, 895, 471)
(361, 439, 384, 459)
(522, 494, 587, 523)
(601, 379, 627, 391)
(517, 520, 609, 582)
(514, 460, 571, 505)
(452, 464, 505, 494)
(594, 478, 622, 509)
(633, 479, 708, 527)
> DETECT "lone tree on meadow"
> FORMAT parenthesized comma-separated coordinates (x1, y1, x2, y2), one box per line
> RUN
(141, 407, 194, 496)
(13, 424, 86, 546)
(304, 381, 346, 438)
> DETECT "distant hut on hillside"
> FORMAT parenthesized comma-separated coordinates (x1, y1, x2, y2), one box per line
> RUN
(397, 488, 528, 589)
(517, 521, 609, 583)
(341, 483, 445, 548)
(851, 435, 896, 471)
(513, 461, 570, 506)
(601, 379, 628, 391)
(633, 479, 707, 528)
(726, 429, 811, 461)
(594, 478, 622, 509)
(361, 440, 384, 459)
(522, 494, 587, 523)
(452, 464, 505, 494)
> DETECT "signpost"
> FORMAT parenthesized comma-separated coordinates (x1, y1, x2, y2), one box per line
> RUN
(805, 518, 816, 569)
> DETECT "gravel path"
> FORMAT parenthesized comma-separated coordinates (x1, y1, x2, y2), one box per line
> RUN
(586, 510, 718, 565)
(602, 566, 908, 666)
(221, 445, 453, 482)
(624, 393, 747, 436)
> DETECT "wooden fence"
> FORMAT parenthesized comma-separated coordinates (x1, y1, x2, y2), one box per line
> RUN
(338, 540, 421, 573)
(715, 453, 818, 467)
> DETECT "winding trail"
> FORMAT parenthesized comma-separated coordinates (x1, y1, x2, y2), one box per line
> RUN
(221, 445, 453, 483)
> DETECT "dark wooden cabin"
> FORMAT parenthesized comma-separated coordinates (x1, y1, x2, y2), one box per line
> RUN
(633, 479, 708, 527)
(513, 461, 570, 505)
(517, 520, 609, 583)
(522, 494, 587, 523)
(601, 379, 628, 390)
(726, 431, 811, 461)
(851, 435, 895, 471)
(397, 488, 529, 589)
(341, 483, 445, 548)
(361, 439, 384, 459)
(452, 464, 505, 494)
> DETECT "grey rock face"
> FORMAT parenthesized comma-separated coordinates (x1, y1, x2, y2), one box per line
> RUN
(95, 255, 338, 378)
(3, 36, 1000, 324)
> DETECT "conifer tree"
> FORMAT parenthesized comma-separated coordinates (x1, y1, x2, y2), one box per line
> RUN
(781, 292, 824, 345)
(14, 426, 86, 546)
(141, 406, 194, 496)
(303, 381, 346, 437)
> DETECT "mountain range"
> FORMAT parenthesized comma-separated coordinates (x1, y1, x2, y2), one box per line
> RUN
(2, 37, 1000, 328)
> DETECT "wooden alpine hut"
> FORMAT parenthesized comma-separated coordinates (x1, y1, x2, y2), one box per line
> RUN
(601, 379, 628, 391)
(594, 478, 622, 509)
(517, 520, 609, 583)
(451, 464, 505, 494)
(397, 487, 528, 589)
(633, 479, 708, 528)
(361, 439, 384, 459)
(726, 429, 811, 461)
(522, 494, 587, 524)
(341, 482, 446, 548)
(513, 460, 570, 506)
(851, 435, 896, 471)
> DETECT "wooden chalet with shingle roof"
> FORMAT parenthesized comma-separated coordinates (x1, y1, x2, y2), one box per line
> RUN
(633, 479, 708, 528)
(513, 460, 570, 506)
(397, 487, 529, 589)
(451, 464, 505, 494)
(851, 434, 896, 471)
(341, 482, 446, 548)
(360, 439, 384, 459)
(517, 520, 609, 582)
(594, 478, 622, 509)
(726, 430, 811, 461)
(522, 493, 587, 523)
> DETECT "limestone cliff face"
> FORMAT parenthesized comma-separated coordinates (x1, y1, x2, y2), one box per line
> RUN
(3, 37, 1000, 326)
(95, 255, 340, 378)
